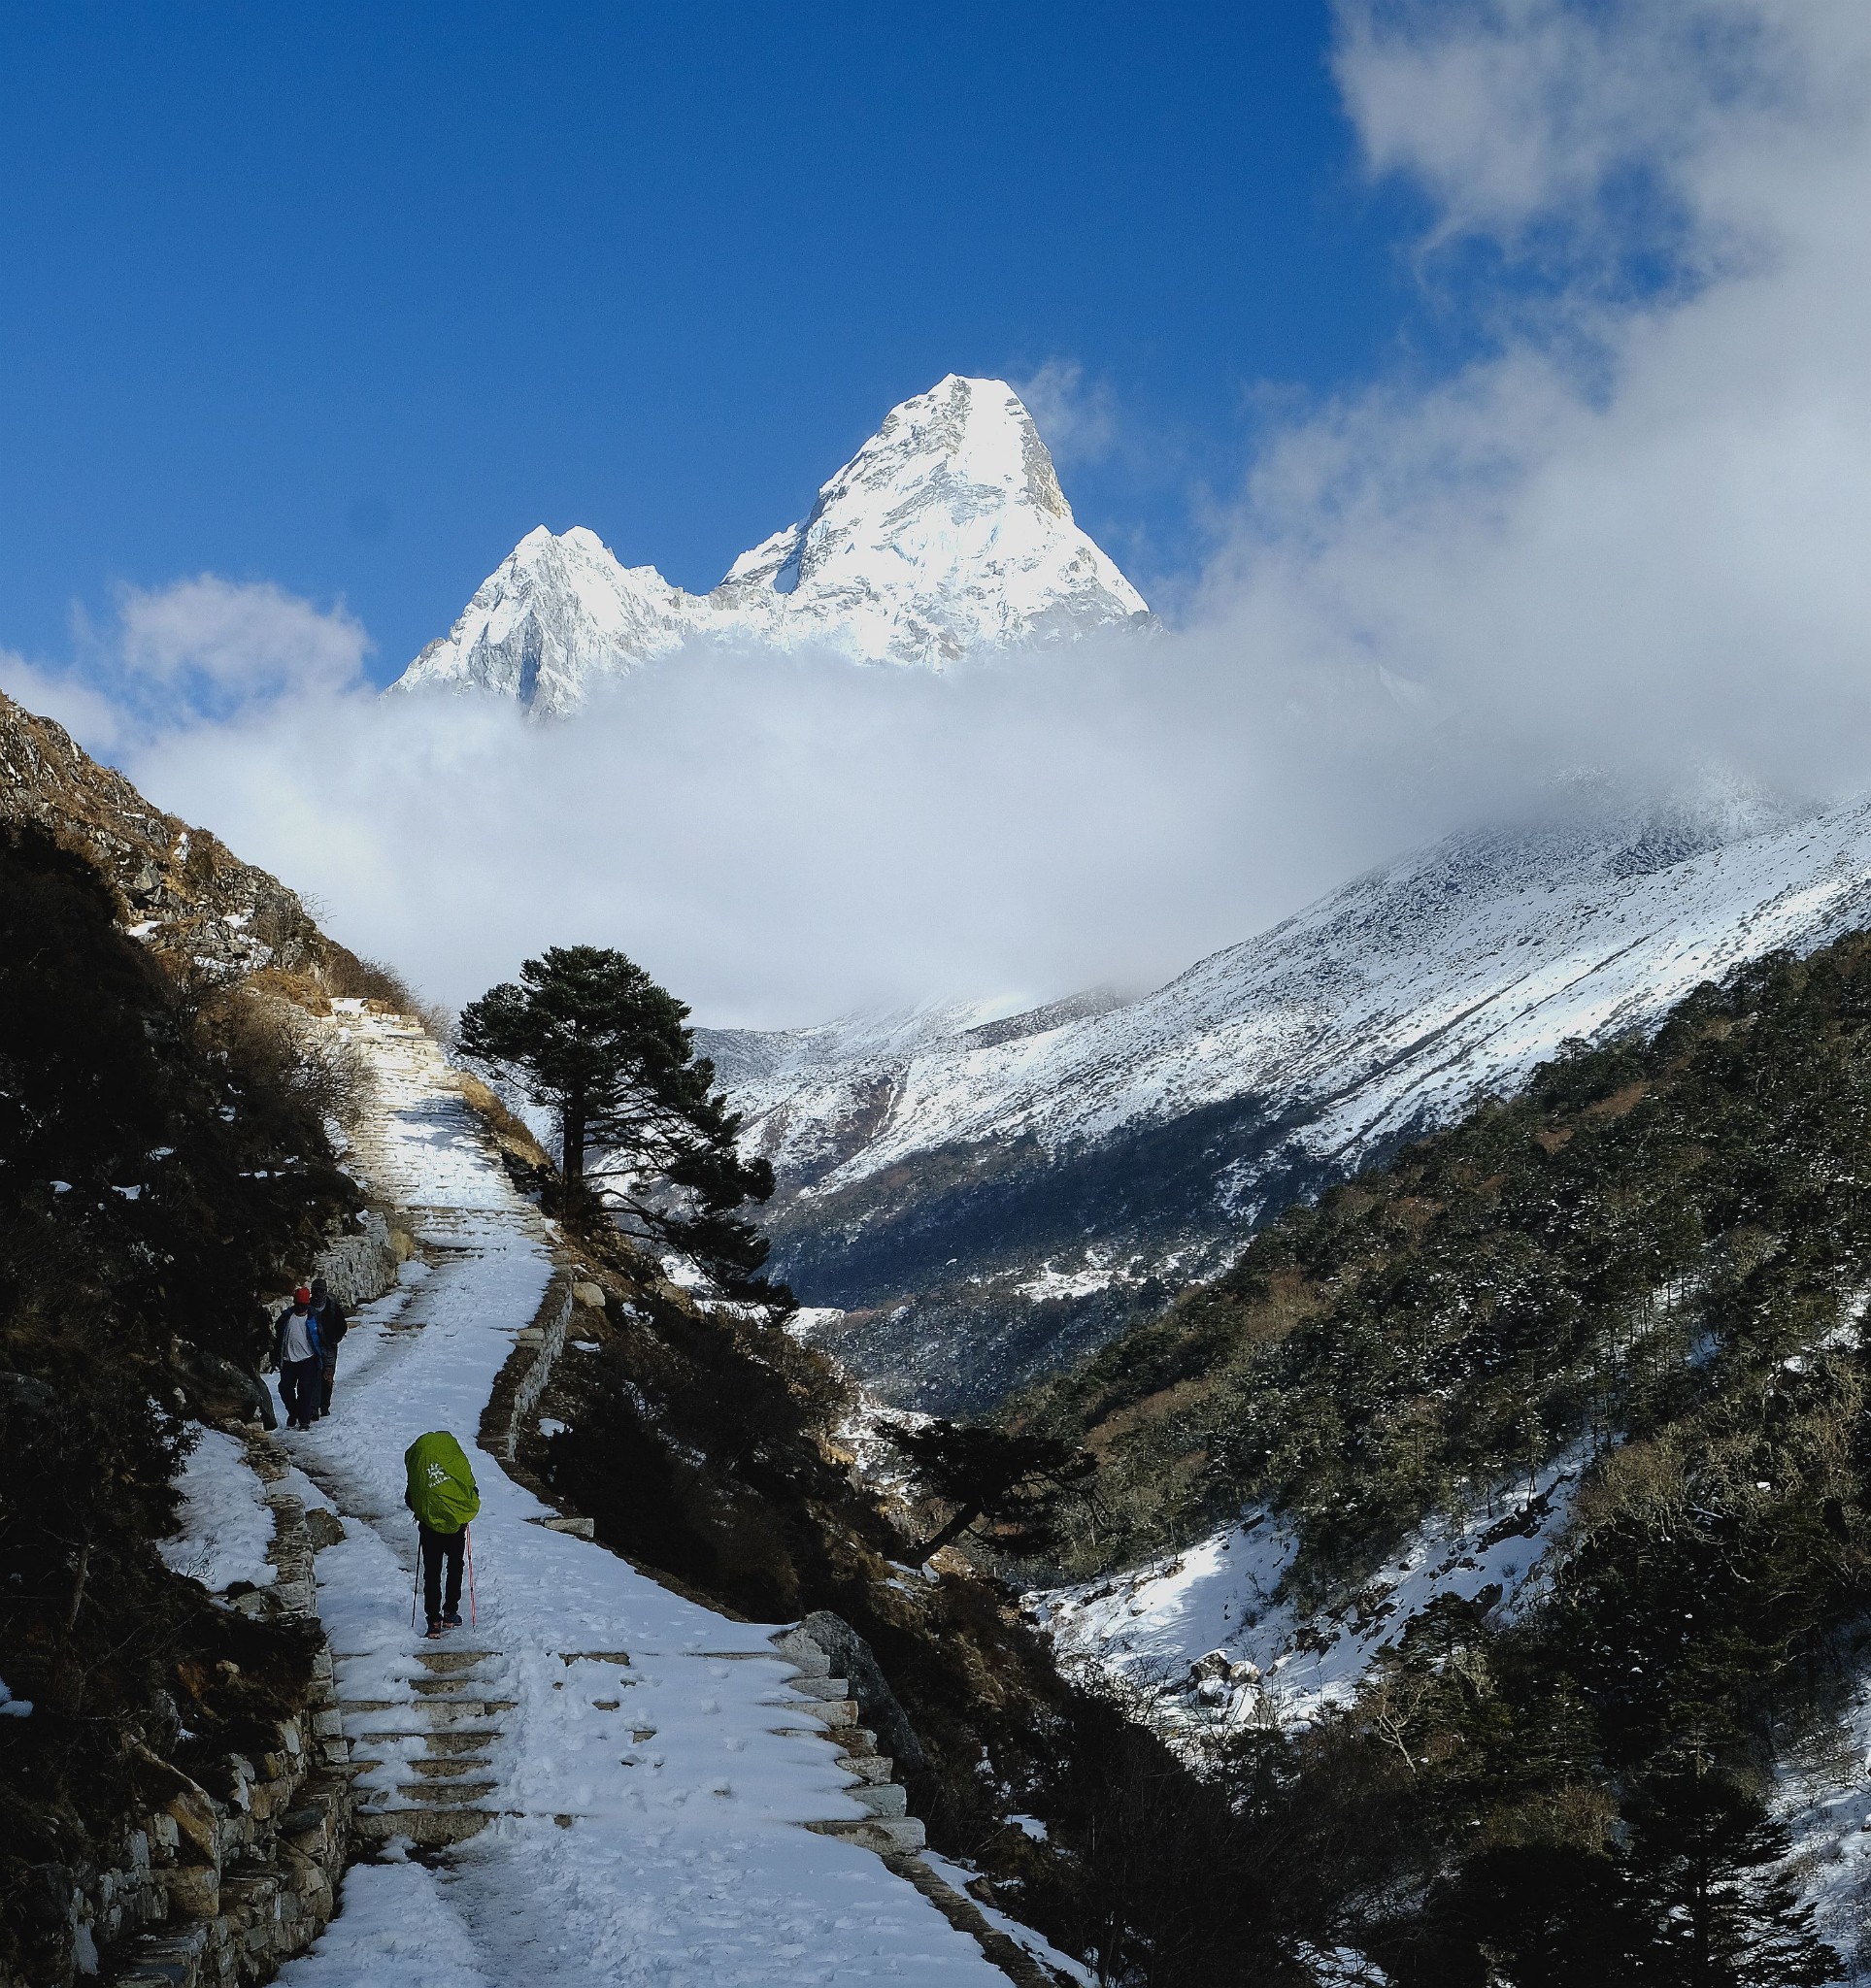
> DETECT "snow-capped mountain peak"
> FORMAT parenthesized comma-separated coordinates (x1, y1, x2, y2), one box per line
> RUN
(390, 375, 1149, 715)
(392, 523, 700, 715)
(713, 374, 1141, 664)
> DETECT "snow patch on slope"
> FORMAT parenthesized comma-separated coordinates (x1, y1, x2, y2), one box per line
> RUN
(1029, 1449, 1585, 1728)
(1777, 1648, 1871, 1979)
(158, 1425, 278, 1592)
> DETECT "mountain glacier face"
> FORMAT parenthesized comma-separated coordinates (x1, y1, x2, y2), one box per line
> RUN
(701, 780, 1871, 1411)
(391, 375, 1149, 716)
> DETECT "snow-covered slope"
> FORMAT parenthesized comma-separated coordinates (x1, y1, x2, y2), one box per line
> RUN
(703, 779, 1871, 1411)
(392, 376, 1149, 715)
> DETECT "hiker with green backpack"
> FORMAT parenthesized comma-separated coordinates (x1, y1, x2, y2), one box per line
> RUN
(404, 1430, 480, 1640)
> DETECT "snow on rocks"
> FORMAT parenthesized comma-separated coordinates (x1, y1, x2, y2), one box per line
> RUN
(919, 1852, 1095, 1988)
(158, 1424, 280, 1592)
(275, 1010, 1023, 1987)
(1030, 1449, 1586, 1730)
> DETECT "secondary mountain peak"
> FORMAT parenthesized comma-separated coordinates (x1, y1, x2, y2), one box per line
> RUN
(390, 375, 1149, 716)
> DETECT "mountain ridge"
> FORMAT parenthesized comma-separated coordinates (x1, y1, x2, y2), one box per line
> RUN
(702, 776, 1871, 1411)
(391, 374, 1150, 716)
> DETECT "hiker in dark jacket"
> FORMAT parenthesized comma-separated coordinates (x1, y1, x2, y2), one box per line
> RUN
(309, 1276, 349, 1416)
(272, 1286, 322, 1431)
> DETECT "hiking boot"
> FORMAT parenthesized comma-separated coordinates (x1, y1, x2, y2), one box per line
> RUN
(441, 1611, 462, 1630)
(425, 1619, 445, 1640)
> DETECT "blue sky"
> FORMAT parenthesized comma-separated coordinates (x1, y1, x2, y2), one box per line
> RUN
(0, 2, 1435, 681)
(9, 2, 1865, 1024)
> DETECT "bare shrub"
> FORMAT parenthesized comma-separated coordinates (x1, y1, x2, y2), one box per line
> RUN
(455, 1069, 553, 1172)
(340, 955, 453, 1038)
(207, 987, 378, 1130)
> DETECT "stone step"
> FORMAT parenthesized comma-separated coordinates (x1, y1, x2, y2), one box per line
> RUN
(787, 1674, 850, 1702)
(841, 1727, 878, 1758)
(392, 1779, 499, 1806)
(839, 1752, 894, 1785)
(810, 1815, 927, 1855)
(352, 1806, 493, 1848)
(351, 1727, 500, 1755)
(420, 1697, 518, 1724)
(853, 1781, 909, 1818)
(407, 1755, 493, 1779)
(415, 1648, 496, 1674)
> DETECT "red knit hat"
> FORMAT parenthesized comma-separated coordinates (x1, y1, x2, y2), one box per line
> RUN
(294, 1285, 312, 1305)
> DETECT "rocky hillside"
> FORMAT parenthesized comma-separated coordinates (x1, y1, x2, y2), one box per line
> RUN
(0, 813, 364, 1984)
(0, 686, 361, 984)
(389, 375, 1150, 715)
(0, 691, 426, 1982)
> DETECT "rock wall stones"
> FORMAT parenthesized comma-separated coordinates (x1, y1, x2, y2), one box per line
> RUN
(479, 1269, 575, 1464)
(6, 1433, 354, 1988)
(312, 1209, 412, 1311)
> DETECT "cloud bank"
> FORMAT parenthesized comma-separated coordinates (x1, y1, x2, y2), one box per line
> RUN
(7, 1, 1871, 1029)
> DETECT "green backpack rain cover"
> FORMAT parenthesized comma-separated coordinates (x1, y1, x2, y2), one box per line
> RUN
(404, 1430, 481, 1533)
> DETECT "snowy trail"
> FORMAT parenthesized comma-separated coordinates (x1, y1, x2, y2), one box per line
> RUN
(275, 1011, 1015, 1987)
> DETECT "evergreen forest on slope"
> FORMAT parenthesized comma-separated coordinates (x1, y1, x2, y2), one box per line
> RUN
(1006, 930, 1871, 1980)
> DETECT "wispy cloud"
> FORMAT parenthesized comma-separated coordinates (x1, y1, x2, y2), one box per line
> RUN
(116, 576, 370, 706)
(1197, 0, 1871, 795)
(1013, 359, 1119, 470)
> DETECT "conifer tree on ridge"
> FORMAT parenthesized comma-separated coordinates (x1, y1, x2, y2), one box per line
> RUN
(457, 944, 785, 1303)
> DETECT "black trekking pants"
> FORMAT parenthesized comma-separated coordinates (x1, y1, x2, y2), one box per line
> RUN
(280, 1356, 320, 1426)
(420, 1522, 465, 1623)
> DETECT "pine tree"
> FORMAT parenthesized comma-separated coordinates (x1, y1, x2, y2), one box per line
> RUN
(882, 1419, 1095, 1557)
(1620, 1761, 1837, 1988)
(457, 944, 785, 1301)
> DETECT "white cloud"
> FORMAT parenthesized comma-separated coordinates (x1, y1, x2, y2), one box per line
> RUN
(1196, 0, 1871, 796)
(6, 578, 370, 755)
(117, 576, 369, 705)
(120, 636, 1437, 1026)
(1014, 359, 1118, 470)
(0, 650, 129, 752)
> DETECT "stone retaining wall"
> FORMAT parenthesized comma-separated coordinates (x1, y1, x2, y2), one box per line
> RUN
(311, 1209, 409, 1311)
(479, 1269, 576, 1464)
(13, 1433, 354, 1988)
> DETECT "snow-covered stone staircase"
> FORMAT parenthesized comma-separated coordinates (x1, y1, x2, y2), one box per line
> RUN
(270, 1006, 1049, 1985)
(342, 1644, 514, 1848)
(782, 1650, 924, 1854)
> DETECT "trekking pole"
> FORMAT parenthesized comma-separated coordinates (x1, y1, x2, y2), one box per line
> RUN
(410, 1544, 419, 1630)
(465, 1525, 477, 1629)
